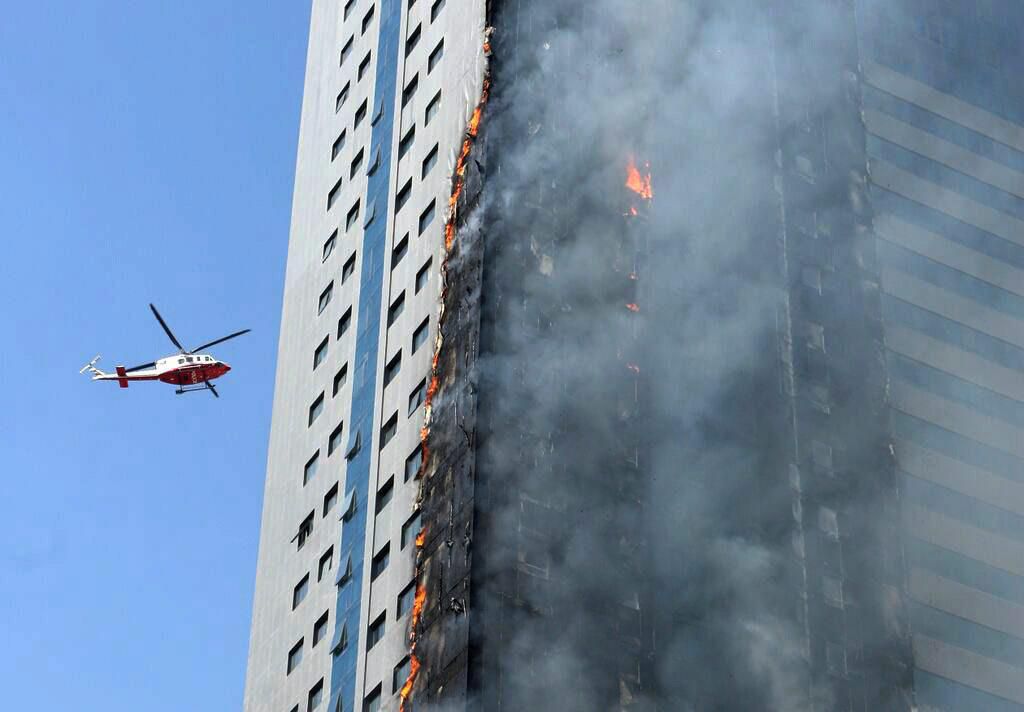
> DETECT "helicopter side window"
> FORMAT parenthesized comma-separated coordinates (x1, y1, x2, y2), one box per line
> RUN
(186, 356, 193, 363)
(178, 358, 185, 365)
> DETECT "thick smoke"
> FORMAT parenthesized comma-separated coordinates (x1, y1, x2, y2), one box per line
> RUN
(423, 1, 911, 710)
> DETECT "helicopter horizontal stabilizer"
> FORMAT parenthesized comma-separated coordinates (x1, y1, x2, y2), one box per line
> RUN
(115, 366, 129, 388)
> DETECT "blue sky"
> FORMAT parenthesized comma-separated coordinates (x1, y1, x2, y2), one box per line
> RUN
(0, 3, 310, 709)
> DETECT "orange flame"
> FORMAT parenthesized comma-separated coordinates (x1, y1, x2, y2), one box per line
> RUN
(400, 654, 422, 703)
(415, 529, 426, 548)
(626, 303, 640, 313)
(626, 156, 653, 200)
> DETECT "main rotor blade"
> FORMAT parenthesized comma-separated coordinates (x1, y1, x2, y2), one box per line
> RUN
(191, 329, 251, 353)
(150, 303, 186, 352)
(124, 361, 156, 373)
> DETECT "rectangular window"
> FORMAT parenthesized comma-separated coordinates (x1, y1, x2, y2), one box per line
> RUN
(408, 378, 426, 415)
(323, 484, 339, 517)
(428, 39, 444, 72)
(380, 411, 398, 449)
(318, 546, 334, 581)
(287, 639, 304, 674)
(412, 317, 429, 353)
(329, 420, 345, 454)
(340, 36, 354, 65)
(333, 364, 348, 397)
(388, 292, 405, 326)
(313, 336, 329, 370)
(293, 573, 310, 609)
(358, 51, 372, 81)
(361, 5, 374, 35)
(308, 680, 325, 712)
(354, 100, 368, 129)
(303, 451, 320, 485)
(405, 444, 422, 482)
(431, 0, 445, 21)
(313, 612, 330, 648)
(308, 393, 325, 426)
(342, 252, 357, 283)
(384, 352, 402, 386)
(415, 259, 431, 293)
(350, 148, 365, 178)
(338, 307, 353, 337)
(327, 178, 343, 211)
(375, 476, 394, 514)
(392, 234, 409, 268)
(402, 74, 419, 107)
(421, 143, 438, 179)
(371, 544, 391, 581)
(346, 200, 361, 230)
(401, 510, 422, 549)
(367, 612, 386, 649)
(393, 656, 412, 695)
(425, 92, 441, 127)
(397, 580, 417, 617)
(296, 511, 314, 550)
(398, 126, 416, 159)
(364, 684, 382, 712)
(318, 283, 333, 315)
(418, 199, 436, 235)
(332, 131, 346, 160)
(322, 230, 337, 261)
(335, 82, 350, 113)
(405, 23, 421, 56)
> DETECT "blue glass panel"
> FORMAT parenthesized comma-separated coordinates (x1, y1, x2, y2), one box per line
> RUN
(907, 537, 1024, 607)
(911, 600, 1024, 668)
(916, 669, 1024, 712)
(902, 472, 1024, 543)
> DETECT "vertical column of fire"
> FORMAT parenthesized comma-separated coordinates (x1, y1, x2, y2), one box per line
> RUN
(623, 155, 653, 370)
(398, 44, 492, 712)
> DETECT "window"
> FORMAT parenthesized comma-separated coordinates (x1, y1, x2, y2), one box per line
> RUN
(323, 484, 339, 517)
(343, 0, 355, 19)
(313, 336, 329, 370)
(371, 99, 384, 127)
(361, 5, 374, 34)
(415, 259, 431, 293)
(346, 200, 361, 230)
(287, 639, 304, 674)
(293, 573, 310, 610)
(333, 364, 348, 396)
(350, 148, 365, 178)
(418, 200, 436, 235)
(358, 51, 372, 81)
(342, 252, 357, 283)
(296, 511, 314, 550)
(425, 90, 441, 125)
(318, 283, 333, 315)
(338, 307, 353, 338)
(354, 100, 368, 129)
(384, 352, 402, 386)
(397, 580, 417, 617)
(412, 318, 429, 354)
(402, 74, 419, 107)
(331, 131, 346, 160)
(364, 684, 382, 712)
(363, 198, 377, 227)
(308, 678, 325, 711)
(323, 230, 337, 261)
(421, 143, 438, 179)
(340, 36, 354, 65)
(822, 575, 844, 608)
(380, 412, 398, 449)
(366, 145, 381, 176)
(393, 656, 412, 694)
(367, 612, 386, 649)
(388, 292, 405, 326)
(327, 178, 343, 210)
(405, 24, 421, 55)
(374, 477, 394, 515)
(431, 0, 445, 21)
(335, 83, 350, 113)
(408, 378, 426, 415)
(398, 126, 416, 160)
(308, 392, 325, 426)
(428, 39, 444, 72)
(401, 510, 422, 549)
(404, 444, 423, 482)
(392, 234, 409, 268)
(304, 451, 320, 485)
(807, 322, 825, 351)
(329, 420, 345, 454)
(313, 612, 330, 648)
(318, 546, 334, 582)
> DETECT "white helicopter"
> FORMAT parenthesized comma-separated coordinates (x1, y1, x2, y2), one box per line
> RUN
(80, 303, 250, 398)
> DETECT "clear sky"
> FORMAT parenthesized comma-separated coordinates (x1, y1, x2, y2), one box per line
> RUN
(0, 3, 310, 709)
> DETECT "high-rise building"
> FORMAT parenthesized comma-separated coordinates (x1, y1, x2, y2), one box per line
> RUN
(246, 2, 1024, 711)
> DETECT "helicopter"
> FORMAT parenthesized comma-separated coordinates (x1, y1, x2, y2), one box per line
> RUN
(80, 303, 250, 398)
